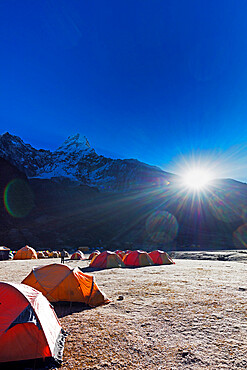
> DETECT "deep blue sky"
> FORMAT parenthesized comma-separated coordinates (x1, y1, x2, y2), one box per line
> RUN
(1, 0, 247, 181)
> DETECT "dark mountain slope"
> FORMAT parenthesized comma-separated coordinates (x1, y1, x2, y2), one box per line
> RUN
(0, 133, 246, 251)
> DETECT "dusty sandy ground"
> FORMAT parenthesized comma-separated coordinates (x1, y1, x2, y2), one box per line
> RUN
(0, 255, 247, 369)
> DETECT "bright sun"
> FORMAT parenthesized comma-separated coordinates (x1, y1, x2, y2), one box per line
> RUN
(182, 168, 213, 191)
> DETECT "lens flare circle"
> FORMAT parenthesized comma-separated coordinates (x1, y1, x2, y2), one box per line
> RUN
(4, 179, 34, 218)
(233, 224, 247, 249)
(208, 190, 241, 223)
(146, 211, 178, 244)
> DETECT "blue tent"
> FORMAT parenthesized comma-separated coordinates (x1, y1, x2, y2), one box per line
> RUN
(0, 246, 10, 260)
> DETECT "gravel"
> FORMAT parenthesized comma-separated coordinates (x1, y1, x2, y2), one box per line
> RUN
(0, 256, 247, 369)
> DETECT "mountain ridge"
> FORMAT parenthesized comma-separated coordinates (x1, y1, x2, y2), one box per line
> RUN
(0, 132, 173, 192)
(0, 134, 247, 250)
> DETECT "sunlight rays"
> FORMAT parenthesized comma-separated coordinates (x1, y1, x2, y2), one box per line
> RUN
(182, 168, 213, 191)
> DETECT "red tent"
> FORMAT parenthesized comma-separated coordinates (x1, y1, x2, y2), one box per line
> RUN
(123, 250, 154, 267)
(0, 282, 65, 364)
(89, 250, 100, 260)
(114, 250, 125, 259)
(90, 251, 124, 269)
(70, 251, 85, 260)
(148, 250, 175, 265)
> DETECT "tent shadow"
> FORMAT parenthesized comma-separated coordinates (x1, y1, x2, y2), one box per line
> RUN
(79, 266, 105, 273)
(1, 357, 61, 370)
(120, 265, 156, 269)
(53, 301, 92, 318)
(64, 259, 90, 264)
(79, 265, 156, 272)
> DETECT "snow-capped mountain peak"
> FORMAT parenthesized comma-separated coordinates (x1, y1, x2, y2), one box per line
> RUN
(0, 132, 172, 191)
(55, 133, 91, 153)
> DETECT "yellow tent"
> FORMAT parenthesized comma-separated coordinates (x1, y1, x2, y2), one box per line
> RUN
(49, 251, 59, 258)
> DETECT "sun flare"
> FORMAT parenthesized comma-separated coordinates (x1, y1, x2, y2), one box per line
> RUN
(182, 168, 213, 191)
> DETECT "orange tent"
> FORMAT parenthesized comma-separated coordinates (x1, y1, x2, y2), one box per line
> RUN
(14, 245, 37, 260)
(0, 282, 65, 364)
(70, 251, 85, 260)
(90, 251, 124, 269)
(123, 250, 154, 267)
(22, 263, 110, 307)
(148, 250, 175, 265)
(89, 250, 100, 260)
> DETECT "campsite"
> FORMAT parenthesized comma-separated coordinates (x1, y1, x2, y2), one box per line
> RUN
(2, 1, 247, 368)
(0, 252, 246, 369)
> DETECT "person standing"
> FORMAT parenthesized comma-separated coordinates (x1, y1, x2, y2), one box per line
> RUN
(61, 249, 66, 264)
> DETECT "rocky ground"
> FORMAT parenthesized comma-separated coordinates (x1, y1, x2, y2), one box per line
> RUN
(0, 253, 247, 369)
(172, 250, 247, 262)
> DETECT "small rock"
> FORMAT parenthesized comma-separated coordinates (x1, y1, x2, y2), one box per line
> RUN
(182, 350, 189, 357)
(239, 287, 246, 291)
(117, 295, 124, 300)
(141, 322, 151, 327)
